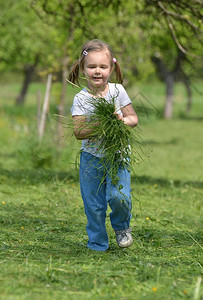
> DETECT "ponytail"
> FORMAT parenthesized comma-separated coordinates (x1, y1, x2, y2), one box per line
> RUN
(114, 61, 123, 84)
(68, 60, 80, 85)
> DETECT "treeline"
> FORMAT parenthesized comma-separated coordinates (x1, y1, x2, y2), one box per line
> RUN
(0, 0, 202, 118)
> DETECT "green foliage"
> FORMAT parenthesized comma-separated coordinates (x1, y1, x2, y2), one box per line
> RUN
(1, 0, 202, 90)
(0, 0, 56, 72)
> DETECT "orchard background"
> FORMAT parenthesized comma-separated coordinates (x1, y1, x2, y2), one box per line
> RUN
(0, 1, 202, 299)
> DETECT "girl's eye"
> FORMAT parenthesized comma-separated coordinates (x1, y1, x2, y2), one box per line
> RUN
(88, 65, 108, 69)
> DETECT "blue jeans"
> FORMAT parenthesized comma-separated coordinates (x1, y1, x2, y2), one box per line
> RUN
(79, 151, 132, 251)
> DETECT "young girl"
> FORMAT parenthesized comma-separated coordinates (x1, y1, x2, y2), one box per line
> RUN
(69, 39, 138, 251)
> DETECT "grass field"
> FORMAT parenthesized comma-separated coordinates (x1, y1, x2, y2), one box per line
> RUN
(0, 81, 202, 300)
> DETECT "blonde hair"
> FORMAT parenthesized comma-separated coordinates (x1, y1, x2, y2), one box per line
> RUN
(68, 39, 123, 85)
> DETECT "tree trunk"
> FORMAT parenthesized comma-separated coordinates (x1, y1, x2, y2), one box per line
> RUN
(16, 55, 39, 105)
(164, 73, 174, 119)
(16, 64, 35, 105)
(151, 51, 188, 119)
(183, 79, 192, 114)
(57, 56, 69, 143)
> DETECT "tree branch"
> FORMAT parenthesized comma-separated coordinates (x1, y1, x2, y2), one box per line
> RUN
(158, 1, 202, 32)
(166, 15, 202, 58)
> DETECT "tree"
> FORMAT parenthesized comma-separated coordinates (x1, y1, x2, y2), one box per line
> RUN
(133, 0, 203, 118)
(0, 0, 56, 104)
(32, 0, 203, 119)
(151, 50, 193, 118)
(1, 0, 202, 118)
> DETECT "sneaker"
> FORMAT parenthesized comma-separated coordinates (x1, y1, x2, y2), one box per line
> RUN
(115, 228, 133, 248)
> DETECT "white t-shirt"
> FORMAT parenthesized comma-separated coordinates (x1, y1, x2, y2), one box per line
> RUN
(71, 83, 132, 157)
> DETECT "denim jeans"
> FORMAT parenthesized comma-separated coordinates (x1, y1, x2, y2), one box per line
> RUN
(79, 151, 132, 251)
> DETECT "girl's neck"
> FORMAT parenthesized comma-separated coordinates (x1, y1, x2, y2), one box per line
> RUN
(87, 83, 109, 98)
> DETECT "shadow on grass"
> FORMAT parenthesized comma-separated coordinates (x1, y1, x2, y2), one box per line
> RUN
(0, 152, 18, 158)
(0, 167, 202, 189)
(0, 168, 79, 184)
(178, 114, 203, 121)
(132, 174, 203, 189)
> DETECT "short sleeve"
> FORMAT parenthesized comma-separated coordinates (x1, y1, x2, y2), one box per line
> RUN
(117, 84, 132, 108)
(71, 94, 86, 116)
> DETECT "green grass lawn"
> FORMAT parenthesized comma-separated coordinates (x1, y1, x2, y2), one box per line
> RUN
(0, 81, 202, 300)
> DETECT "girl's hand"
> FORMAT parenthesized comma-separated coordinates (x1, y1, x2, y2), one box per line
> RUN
(121, 104, 138, 128)
(113, 112, 124, 121)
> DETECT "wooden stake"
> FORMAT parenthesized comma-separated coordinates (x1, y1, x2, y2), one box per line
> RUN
(36, 90, 41, 132)
(38, 74, 52, 140)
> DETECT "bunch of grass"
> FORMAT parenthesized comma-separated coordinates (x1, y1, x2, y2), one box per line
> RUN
(82, 96, 143, 185)
(54, 89, 145, 186)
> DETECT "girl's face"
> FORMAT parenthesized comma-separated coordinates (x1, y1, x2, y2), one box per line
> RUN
(83, 50, 113, 91)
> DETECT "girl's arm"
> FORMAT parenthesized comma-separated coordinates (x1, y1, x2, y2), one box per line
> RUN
(120, 104, 138, 128)
(73, 103, 138, 140)
(72, 115, 97, 140)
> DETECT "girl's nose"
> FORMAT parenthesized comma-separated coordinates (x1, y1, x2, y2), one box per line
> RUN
(95, 67, 101, 74)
